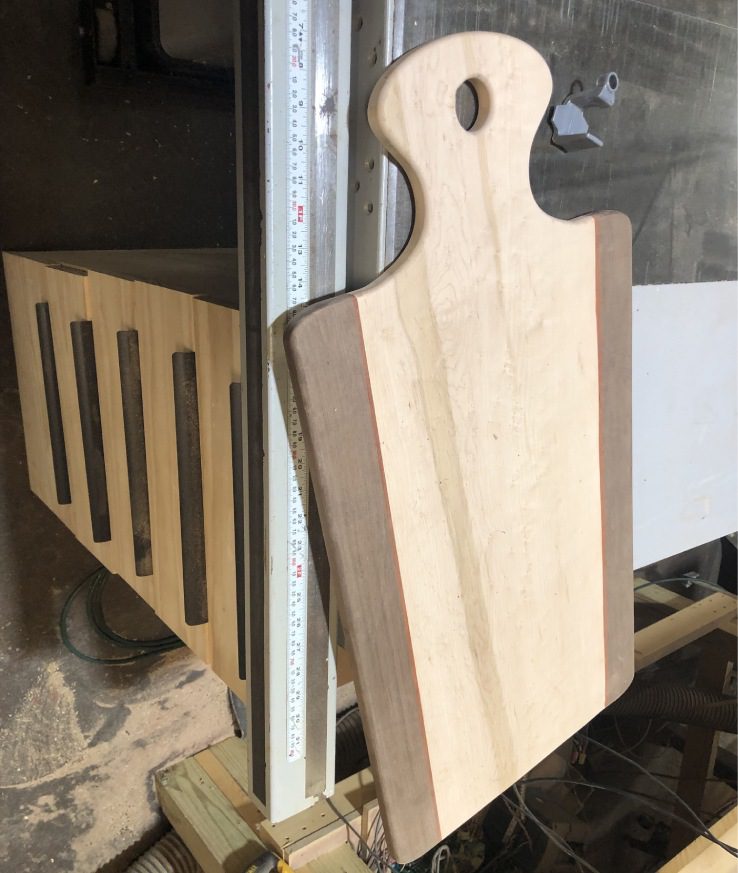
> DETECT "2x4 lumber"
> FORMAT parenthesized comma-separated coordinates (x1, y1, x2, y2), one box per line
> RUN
(634, 592, 737, 670)
(158, 739, 376, 873)
(634, 578, 737, 637)
(301, 845, 373, 873)
(156, 755, 263, 873)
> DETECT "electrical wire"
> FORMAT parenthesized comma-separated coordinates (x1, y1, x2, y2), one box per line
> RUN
(324, 797, 392, 873)
(613, 717, 653, 756)
(595, 770, 735, 786)
(519, 777, 737, 855)
(336, 706, 360, 729)
(429, 844, 450, 873)
(577, 734, 738, 857)
(511, 784, 601, 873)
(60, 567, 184, 664)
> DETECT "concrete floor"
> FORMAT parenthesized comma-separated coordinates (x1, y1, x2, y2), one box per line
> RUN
(0, 2, 239, 870)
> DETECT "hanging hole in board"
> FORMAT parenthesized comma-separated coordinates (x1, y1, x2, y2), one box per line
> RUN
(455, 78, 489, 131)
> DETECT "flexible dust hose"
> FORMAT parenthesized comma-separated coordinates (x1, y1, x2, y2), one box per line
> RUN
(126, 831, 201, 873)
(607, 683, 737, 733)
(335, 706, 369, 782)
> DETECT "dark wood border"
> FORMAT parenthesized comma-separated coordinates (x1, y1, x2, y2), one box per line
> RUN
(285, 295, 440, 861)
(594, 211, 635, 705)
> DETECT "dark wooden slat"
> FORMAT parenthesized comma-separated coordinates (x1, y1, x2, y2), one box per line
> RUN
(172, 351, 208, 626)
(117, 330, 153, 577)
(230, 382, 247, 680)
(35, 302, 71, 504)
(70, 320, 111, 542)
(235, 0, 267, 804)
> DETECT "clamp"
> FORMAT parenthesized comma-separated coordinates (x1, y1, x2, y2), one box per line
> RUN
(550, 72, 619, 152)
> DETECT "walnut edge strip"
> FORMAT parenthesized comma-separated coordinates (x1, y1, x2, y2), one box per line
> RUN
(285, 294, 442, 860)
(594, 211, 635, 706)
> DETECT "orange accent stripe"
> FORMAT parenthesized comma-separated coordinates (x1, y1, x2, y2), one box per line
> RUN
(594, 216, 610, 705)
(350, 294, 442, 841)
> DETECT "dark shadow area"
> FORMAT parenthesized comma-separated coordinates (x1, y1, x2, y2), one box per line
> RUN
(0, 1, 238, 869)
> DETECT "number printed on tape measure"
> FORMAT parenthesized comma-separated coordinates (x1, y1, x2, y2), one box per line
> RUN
(285, 0, 311, 764)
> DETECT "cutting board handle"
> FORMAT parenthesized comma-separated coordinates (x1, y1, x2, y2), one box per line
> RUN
(368, 32, 553, 212)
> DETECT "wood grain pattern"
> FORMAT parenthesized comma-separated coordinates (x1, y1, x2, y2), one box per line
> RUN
(192, 298, 246, 697)
(156, 737, 375, 873)
(4, 251, 245, 696)
(85, 271, 155, 600)
(287, 297, 439, 853)
(135, 280, 210, 656)
(286, 31, 633, 860)
(634, 593, 737, 670)
(4, 254, 62, 510)
(595, 213, 635, 702)
(157, 756, 264, 873)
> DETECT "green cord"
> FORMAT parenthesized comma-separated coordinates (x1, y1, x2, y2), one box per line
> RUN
(60, 567, 184, 665)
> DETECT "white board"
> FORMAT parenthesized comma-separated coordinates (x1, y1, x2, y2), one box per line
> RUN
(633, 280, 738, 568)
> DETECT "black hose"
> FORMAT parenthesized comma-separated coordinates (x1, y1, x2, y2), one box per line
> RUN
(335, 706, 369, 782)
(607, 683, 737, 733)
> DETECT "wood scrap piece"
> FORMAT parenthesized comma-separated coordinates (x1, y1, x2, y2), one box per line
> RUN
(156, 756, 264, 873)
(634, 577, 737, 637)
(634, 593, 737, 670)
(300, 844, 374, 873)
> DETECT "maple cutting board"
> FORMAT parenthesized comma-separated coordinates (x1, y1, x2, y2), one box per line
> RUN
(286, 32, 633, 861)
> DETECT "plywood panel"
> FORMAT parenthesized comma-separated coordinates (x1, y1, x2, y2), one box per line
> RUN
(286, 32, 633, 860)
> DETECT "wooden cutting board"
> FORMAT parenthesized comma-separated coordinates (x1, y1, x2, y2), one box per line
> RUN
(286, 31, 633, 861)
